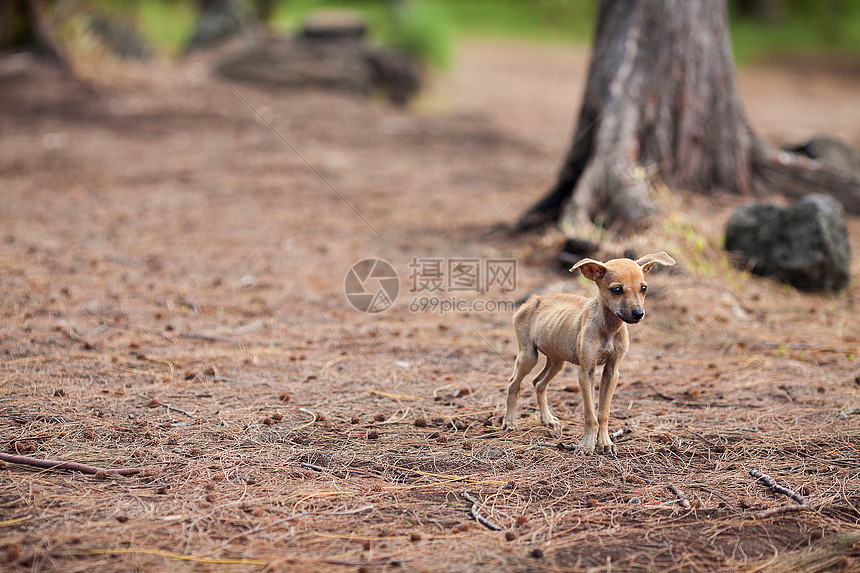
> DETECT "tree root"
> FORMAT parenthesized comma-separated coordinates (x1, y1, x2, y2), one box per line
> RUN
(753, 143, 860, 214)
(0, 453, 142, 477)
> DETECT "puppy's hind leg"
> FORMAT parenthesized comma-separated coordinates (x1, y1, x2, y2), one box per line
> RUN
(502, 345, 538, 431)
(534, 358, 564, 430)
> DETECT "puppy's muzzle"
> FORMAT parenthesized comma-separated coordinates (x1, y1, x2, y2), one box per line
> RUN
(623, 309, 644, 323)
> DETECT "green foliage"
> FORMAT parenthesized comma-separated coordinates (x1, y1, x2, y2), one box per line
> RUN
(430, 0, 595, 44)
(729, 0, 860, 62)
(136, 0, 196, 54)
(388, 1, 453, 70)
(662, 218, 717, 277)
(269, 0, 595, 46)
(89, 0, 196, 55)
(268, 0, 389, 35)
(268, 0, 453, 69)
(83, 0, 860, 65)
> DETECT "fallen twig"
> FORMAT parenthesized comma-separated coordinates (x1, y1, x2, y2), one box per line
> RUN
(179, 332, 234, 342)
(59, 325, 94, 346)
(234, 320, 265, 334)
(838, 406, 860, 420)
(753, 504, 811, 520)
(667, 484, 691, 508)
(325, 557, 413, 568)
(750, 469, 806, 505)
(319, 352, 349, 377)
(134, 394, 195, 418)
(127, 483, 173, 490)
(0, 453, 141, 476)
(611, 426, 631, 441)
(2, 414, 76, 424)
(649, 384, 676, 402)
(462, 491, 502, 531)
(300, 462, 374, 477)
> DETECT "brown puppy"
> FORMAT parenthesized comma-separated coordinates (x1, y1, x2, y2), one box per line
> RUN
(502, 252, 675, 454)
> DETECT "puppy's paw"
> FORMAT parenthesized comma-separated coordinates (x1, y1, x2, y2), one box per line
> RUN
(596, 442, 617, 455)
(501, 418, 517, 431)
(597, 433, 617, 455)
(578, 434, 597, 455)
(541, 414, 561, 431)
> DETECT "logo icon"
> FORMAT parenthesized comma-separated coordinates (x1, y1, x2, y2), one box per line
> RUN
(344, 258, 400, 313)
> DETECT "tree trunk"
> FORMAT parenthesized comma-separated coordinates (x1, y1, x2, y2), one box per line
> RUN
(186, 0, 249, 53)
(0, 0, 68, 69)
(519, 0, 860, 233)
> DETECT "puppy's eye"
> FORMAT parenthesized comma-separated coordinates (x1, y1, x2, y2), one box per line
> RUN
(610, 286, 624, 295)
(640, 285, 648, 294)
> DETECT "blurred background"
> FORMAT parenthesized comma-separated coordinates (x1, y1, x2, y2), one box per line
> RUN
(4, 0, 860, 148)
(5, 0, 860, 63)
(1, 4, 859, 569)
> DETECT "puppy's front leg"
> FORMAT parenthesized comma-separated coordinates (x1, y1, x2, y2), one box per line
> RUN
(577, 364, 598, 454)
(596, 358, 621, 455)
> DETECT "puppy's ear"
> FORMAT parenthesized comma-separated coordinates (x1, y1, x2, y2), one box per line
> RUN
(570, 258, 608, 281)
(636, 252, 676, 275)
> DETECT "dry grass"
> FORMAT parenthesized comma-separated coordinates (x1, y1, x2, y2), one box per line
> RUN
(1, 368, 859, 572)
(0, 58, 859, 572)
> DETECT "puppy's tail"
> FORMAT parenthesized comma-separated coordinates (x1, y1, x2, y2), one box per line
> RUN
(514, 292, 531, 307)
(513, 295, 540, 317)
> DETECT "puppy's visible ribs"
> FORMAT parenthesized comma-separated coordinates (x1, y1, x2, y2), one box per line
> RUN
(502, 252, 675, 455)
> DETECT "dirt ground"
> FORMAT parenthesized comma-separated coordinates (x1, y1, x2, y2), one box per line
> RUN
(1, 40, 859, 572)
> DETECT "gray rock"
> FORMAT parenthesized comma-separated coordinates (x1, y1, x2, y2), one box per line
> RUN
(725, 194, 851, 292)
(365, 47, 421, 106)
(217, 36, 420, 105)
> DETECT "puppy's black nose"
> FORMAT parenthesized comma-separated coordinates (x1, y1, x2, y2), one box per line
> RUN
(631, 309, 644, 321)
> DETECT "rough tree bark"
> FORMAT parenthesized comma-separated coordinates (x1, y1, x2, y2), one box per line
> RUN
(519, 0, 860, 233)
